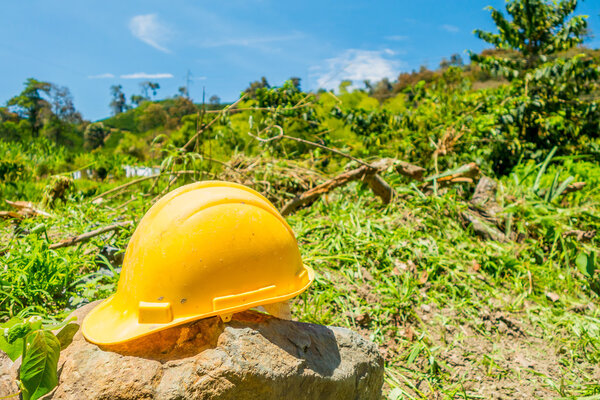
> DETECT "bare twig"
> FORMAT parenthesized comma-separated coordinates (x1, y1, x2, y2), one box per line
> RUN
(181, 94, 248, 151)
(0, 211, 22, 220)
(92, 175, 158, 202)
(563, 229, 596, 242)
(248, 124, 372, 167)
(5, 200, 51, 217)
(91, 170, 204, 202)
(203, 103, 312, 114)
(49, 221, 133, 250)
(563, 182, 586, 194)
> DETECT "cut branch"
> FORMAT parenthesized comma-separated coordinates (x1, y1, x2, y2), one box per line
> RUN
(563, 182, 586, 194)
(49, 221, 133, 250)
(281, 161, 397, 216)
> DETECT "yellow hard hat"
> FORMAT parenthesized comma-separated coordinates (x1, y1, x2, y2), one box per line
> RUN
(82, 181, 314, 345)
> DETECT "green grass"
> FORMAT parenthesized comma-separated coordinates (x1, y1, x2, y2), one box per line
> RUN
(0, 152, 598, 399)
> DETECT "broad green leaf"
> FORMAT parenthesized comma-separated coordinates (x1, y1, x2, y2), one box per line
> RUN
(55, 323, 79, 351)
(20, 330, 61, 400)
(576, 252, 595, 278)
(0, 318, 25, 361)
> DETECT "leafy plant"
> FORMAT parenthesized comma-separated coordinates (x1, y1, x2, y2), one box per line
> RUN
(0, 316, 78, 400)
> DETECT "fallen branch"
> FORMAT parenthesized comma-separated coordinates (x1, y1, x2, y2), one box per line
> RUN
(563, 229, 596, 242)
(0, 211, 22, 220)
(49, 221, 133, 250)
(281, 160, 395, 216)
(426, 162, 480, 184)
(5, 200, 51, 218)
(394, 161, 426, 181)
(563, 182, 586, 194)
(365, 174, 395, 204)
(460, 210, 507, 242)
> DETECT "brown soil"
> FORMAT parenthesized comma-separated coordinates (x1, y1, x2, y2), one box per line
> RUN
(382, 304, 600, 399)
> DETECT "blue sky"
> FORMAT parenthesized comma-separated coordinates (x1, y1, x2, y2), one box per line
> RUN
(1, 0, 599, 121)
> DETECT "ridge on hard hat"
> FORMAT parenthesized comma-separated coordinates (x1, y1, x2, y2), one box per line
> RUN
(82, 181, 314, 345)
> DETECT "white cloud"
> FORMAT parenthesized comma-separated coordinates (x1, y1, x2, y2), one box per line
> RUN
(385, 35, 408, 41)
(311, 49, 403, 90)
(129, 14, 171, 53)
(120, 72, 174, 79)
(441, 24, 460, 33)
(88, 73, 114, 79)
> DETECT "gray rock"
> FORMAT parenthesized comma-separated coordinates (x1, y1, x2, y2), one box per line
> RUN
(0, 301, 383, 399)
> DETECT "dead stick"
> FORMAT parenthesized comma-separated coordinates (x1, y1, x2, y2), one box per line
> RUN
(181, 94, 248, 151)
(248, 124, 372, 167)
(92, 175, 157, 202)
(49, 221, 133, 250)
(281, 164, 375, 216)
(91, 170, 202, 202)
(203, 103, 312, 114)
(365, 174, 396, 204)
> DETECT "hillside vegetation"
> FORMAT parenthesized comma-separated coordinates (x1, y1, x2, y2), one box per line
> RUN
(1, 0, 600, 399)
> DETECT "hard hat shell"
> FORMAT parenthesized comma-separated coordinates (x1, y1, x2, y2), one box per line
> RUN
(82, 181, 314, 345)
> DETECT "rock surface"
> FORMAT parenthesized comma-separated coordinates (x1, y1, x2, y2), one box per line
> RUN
(0, 301, 383, 399)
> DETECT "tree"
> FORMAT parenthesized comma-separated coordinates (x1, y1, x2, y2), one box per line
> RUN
(110, 85, 129, 115)
(471, 0, 588, 78)
(289, 77, 301, 90)
(471, 0, 599, 171)
(177, 86, 189, 98)
(131, 95, 146, 107)
(7, 78, 52, 137)
(140, 81, 160, 99)
(209, 95, 220, 106)
(244, 77, 270, 98)
(49, 85, 82, 124)
(84, 122, 108, 150)
(440, 53, 464, 69)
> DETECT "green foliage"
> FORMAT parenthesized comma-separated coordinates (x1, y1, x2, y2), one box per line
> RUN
(470, 0, 599, 172)
(472, 0, 588, 76)
(109, 84, 129, 116)
(20, 330, 61, 400)
(84, 122, 108, 150)
(1, 10, 600, 396)
(0, 316, 78, 400)
(7, 78, 52, 137)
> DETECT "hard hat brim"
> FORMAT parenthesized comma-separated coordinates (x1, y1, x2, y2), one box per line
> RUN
(82, 265, 315, 346)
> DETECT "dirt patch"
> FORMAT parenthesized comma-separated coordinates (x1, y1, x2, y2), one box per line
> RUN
(385, 305, 600, 399)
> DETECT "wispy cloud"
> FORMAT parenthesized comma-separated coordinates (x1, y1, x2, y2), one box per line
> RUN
(120, 72, 174, 79)
(196, 32, 304, 49)
(385, 35, 408, 41)
(441, 24, 460, 33)
(311, 49, 403, 90)
(88, 73, 115, 79)
(129, 14, 171, 53)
